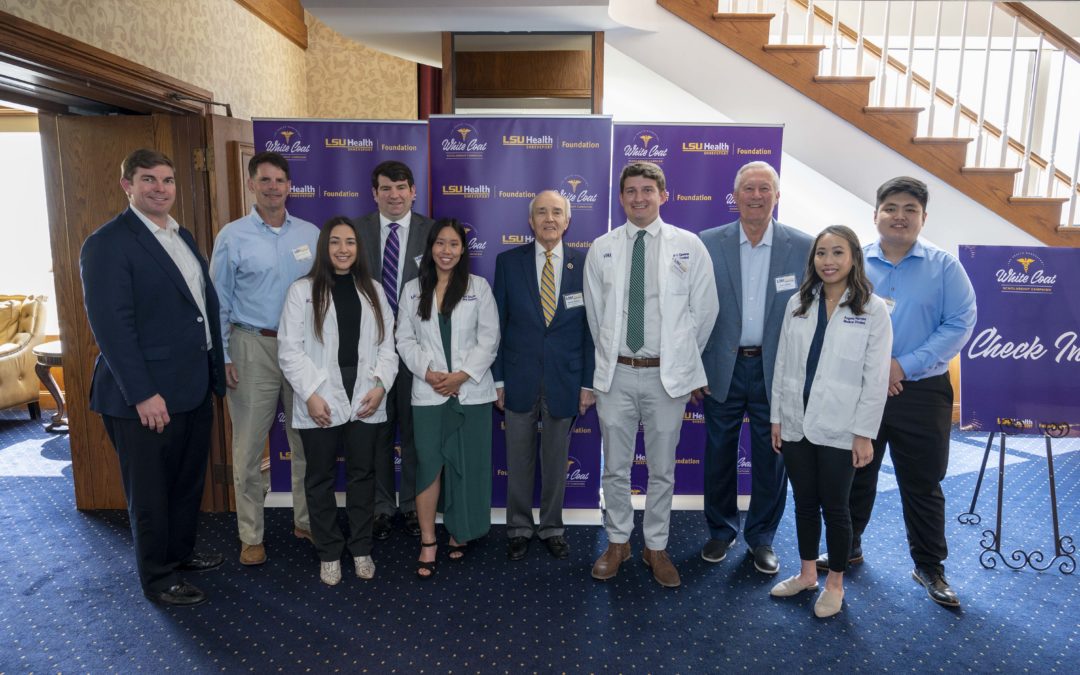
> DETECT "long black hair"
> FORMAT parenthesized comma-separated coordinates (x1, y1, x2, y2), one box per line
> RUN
(306, 216, 385, 344)
(793, 224, 873, 317)
(417, 218, 470, 321)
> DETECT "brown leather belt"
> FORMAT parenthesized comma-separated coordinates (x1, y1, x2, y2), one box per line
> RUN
(738, 346, 762, 357)
(233, 322, 278, 338)
(617, 355, 660, 368)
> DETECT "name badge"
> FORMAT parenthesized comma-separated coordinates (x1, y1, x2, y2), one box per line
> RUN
(884, 297, 896, 314)
(564, 292, 584, 309)
(293, 245, 312, 261)
(774, 274, 797, 292)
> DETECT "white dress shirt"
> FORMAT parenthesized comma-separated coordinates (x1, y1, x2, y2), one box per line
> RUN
(618, 219, 662, 358)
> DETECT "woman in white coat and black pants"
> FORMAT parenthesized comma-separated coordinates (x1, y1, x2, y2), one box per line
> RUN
(768, 225, 892, 618)
(278, 216, 397, 586)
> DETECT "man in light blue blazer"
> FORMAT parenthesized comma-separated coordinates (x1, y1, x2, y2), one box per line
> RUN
(699, 161, 813, 575)
(493, 190, 595, 562)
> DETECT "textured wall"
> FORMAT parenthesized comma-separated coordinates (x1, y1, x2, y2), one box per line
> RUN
(4, 1, 417, 121)
(305, 15, 417, 120)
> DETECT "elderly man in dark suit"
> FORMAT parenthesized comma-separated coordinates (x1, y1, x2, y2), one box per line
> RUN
(353, 160, 435, 540)
(699, 161, 813, 576)
(81, 148, 226, 607)
(493, 189, 595, 561)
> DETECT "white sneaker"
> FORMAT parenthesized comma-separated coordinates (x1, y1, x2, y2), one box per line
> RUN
(814, 588, 844, 618)
(769, 575, 819, 597)
(354, 555, 375, 580)
(320, 560, 342, 586)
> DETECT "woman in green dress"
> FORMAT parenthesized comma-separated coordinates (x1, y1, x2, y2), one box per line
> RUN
(396, 218, 499, 578)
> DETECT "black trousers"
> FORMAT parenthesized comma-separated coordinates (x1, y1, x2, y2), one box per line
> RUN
(783, 438, 855, 573)
(849, 374, 952, 574)
(300, 419, 378, 562)
(102, 393, 213, 594)
(374, 360, 416, 516)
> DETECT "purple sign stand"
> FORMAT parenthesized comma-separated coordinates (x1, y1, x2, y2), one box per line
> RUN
(611, 123, 784, 496)
(252, 119, 429, 493)
(956, 244, 1078, 574)
(429, 115, 613, 508)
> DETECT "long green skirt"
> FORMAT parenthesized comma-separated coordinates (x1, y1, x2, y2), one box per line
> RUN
(414, 400, 492, 542)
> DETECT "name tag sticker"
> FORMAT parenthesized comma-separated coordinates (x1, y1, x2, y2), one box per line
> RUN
(774, 274, 797, 292)
(293, 245, 312, 261)
(564, 292, 584, 309)
(884, 297, 896, 314)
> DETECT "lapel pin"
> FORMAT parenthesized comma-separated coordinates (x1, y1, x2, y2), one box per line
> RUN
(566, 262, 574, 270)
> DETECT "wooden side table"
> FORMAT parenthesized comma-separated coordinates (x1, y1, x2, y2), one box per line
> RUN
(33, 340, 68, 433)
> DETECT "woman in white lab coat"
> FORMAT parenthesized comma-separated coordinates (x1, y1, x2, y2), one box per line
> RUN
(396, 218, 499, 578)
(278, 216, 397, 586)
(768, 225, 892, 618)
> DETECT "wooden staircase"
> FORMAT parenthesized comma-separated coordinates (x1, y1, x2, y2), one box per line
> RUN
(658, 0, 1076, 247)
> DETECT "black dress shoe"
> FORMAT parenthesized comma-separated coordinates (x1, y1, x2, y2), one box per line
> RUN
(912, 566, 960, 607)
(750, 545, 780, 575)
(404, 511, 421, 537)
(815, 546, 863, 570)
(177, 552, 224, 572)
(508, 536, 530, 561)
(373, 514, 392, 541)
(700, 538, 733, 563)
(145, 581, 206, 607)
(542, 535, 570, 559)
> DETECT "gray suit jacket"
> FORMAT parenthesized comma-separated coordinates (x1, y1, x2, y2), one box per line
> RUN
(353, 210, 437, 291)
(699, 219, 813, 404)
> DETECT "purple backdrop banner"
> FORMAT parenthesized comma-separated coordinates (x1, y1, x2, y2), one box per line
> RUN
(611, 123, 784, 496)
(429, 115, 613, 508)
(253, 119, 429, 492)
(959, 245, 1080, 435)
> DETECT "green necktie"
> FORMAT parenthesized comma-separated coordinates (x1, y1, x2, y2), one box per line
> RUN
(626, 230, 646, 353)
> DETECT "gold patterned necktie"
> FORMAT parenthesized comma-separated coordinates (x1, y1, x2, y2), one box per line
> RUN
(540, 251, 556, 326)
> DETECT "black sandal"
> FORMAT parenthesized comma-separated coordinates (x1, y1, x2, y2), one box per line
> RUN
(417, 541, 437, 579)
(447, 540, 468, 561)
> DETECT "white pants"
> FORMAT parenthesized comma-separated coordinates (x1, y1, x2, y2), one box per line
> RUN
(595, 363, 689, 550)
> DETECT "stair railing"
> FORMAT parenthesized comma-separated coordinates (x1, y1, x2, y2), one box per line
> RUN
(717, 0, 1080, 228)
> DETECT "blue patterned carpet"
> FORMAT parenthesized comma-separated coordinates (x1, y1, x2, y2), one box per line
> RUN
(0, 408, 1077, 673)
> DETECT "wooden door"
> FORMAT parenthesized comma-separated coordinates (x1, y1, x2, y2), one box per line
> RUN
(39, 112, 220, 510)
(205, 113, 254, 512)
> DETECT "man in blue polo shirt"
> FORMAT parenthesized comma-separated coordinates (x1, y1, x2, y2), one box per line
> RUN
(818, 176, 976, 608)
(210, 151, 320, 566)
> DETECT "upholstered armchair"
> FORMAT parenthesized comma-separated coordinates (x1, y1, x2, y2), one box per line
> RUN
(0, 295, 48, 418)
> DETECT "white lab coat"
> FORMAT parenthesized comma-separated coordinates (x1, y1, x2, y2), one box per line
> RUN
(770, 289, 893, 449)
(583, 220, 719, 397)
(277, 276, 398, 428)
(395, 274, 500, 406)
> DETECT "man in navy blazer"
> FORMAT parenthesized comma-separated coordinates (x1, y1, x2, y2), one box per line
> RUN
(81, 149, 227, 607)
(493, 190, 595, 561)
(699, 161, 813, 575)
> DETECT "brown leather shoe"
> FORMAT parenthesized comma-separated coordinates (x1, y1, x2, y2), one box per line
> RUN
(643, 548, 681, 588)
(591, 542, 631, 580)
(293, 527, 313, 542)
(240, 543, 266, 566)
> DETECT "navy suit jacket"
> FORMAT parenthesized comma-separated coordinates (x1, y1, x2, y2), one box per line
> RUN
(699, 219, 813, 404)
(81, 208, 226, 419)
(492, 242, 594, 419)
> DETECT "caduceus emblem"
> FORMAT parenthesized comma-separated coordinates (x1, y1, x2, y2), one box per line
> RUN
(638, 134, 653, 148)
(280, 130, 295, 143)
(566, 178, 583, 193)
(1016, 257, 1035, 273)
(456, 127, 472, 141)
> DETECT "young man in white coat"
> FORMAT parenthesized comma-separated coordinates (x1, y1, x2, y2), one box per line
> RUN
(584, 161, 719, 588)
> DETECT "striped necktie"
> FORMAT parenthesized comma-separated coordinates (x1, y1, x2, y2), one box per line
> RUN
(626, 229, 646, 353)
(382, 222, 400, 315)
(540, 251, 556, 326)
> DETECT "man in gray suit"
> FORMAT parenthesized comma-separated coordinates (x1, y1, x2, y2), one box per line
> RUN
(353, 160, 436, 540)
(699, 161, 813, 575)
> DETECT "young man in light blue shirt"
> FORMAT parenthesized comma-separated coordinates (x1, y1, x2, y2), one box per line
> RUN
(210, 151, 320, 566)
(819, 176, 976, 608)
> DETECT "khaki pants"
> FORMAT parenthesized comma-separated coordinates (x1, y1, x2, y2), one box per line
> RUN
(226, 328, 307, 545)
